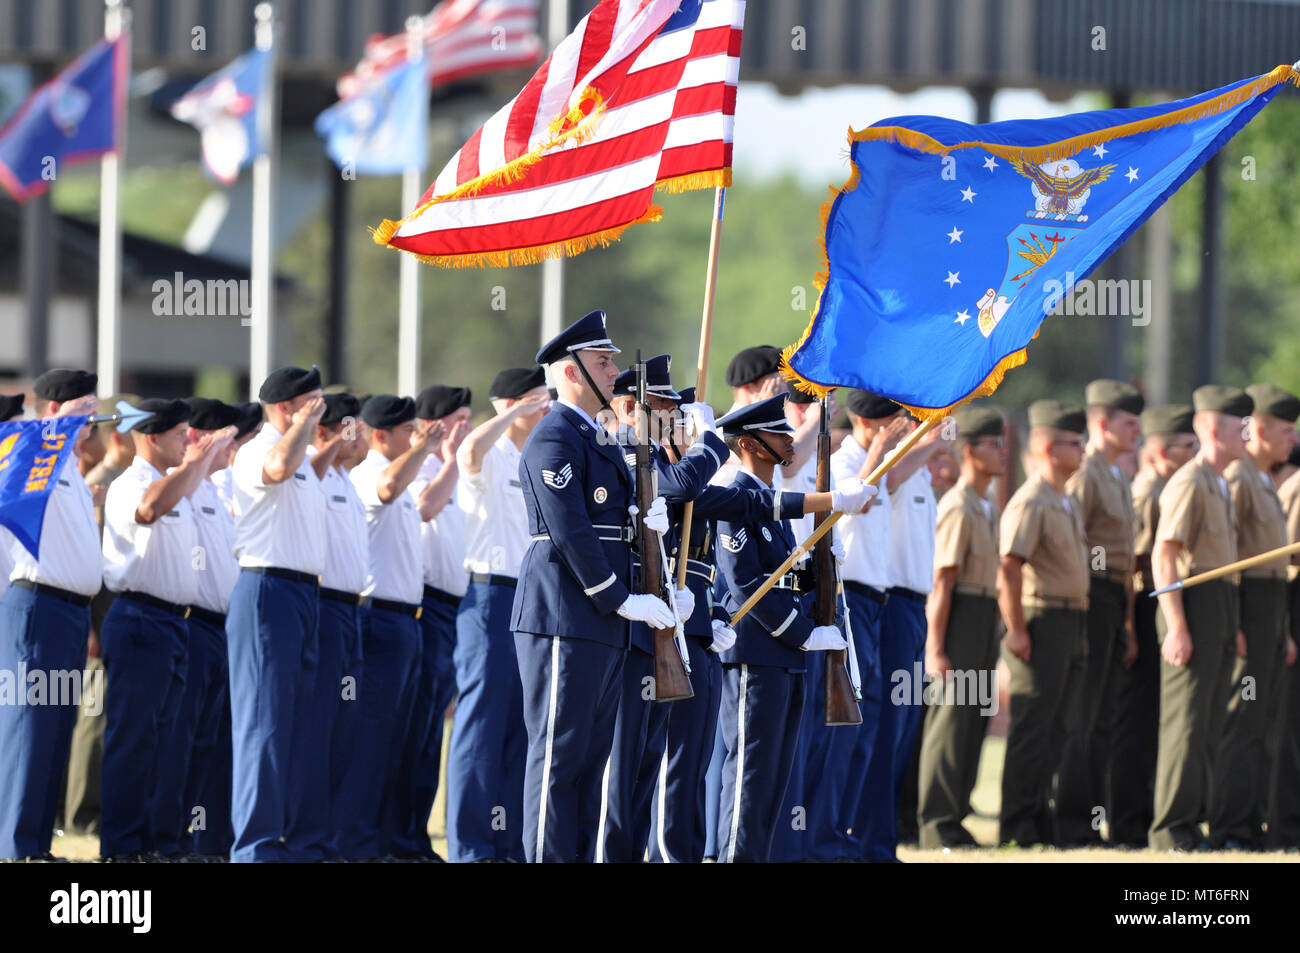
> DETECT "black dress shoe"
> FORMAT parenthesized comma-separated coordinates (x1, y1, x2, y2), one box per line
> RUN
(98, 852, 144, 863)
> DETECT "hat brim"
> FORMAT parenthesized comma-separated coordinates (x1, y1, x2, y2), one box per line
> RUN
(740, 420, 795, 435)
(566, 339, 621, 354)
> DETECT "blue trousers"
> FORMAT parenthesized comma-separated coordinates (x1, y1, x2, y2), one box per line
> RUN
(648, 639, 721, 862)
(446, 580, 525, 862)
(771, 647, 820, 861)
(100, 598, 188, 857)
(717, 663, 805, 863)
(323, 599, 366, 858)
(822, 587, 886, 860)
(183, 614, 233, 857)
(703, 714, 726, 858)
(226, 570, 319, 863)
(0, 585, 89, 859)
(598, 646, 671, 862)
(856, 592, 927, 861)
(284, 595, 347, 861)
(393, 588, 460, 858)
(515, 633, 624, 863)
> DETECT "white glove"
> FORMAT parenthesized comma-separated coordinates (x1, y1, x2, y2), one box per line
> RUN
(641, 495, 669, 535)
(830, 480, 879, 514)
(709, 619, 736, 653)
(681, 402, 716, 436)
(617, 594, 676, 629)
(830, 537, 846, 567)
(673, 586, 695, 620)
(802, 624, 847, 652)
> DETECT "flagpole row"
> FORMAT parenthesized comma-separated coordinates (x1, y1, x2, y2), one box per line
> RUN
(95, 0, 128, 397)
(676, 185, 726, 590)
(728, 412, 946, 627)
(1147, 540, 1300, 597)
(249, 2, 278, 396)
(397, 16, 426, 397)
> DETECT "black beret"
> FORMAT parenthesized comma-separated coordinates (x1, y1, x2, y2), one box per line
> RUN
(1085, 379, 1145, 416)
(258, 365, 322, 404)
(1140, 404, 1194, 437)
(34, 368, 96, 402)
(1028, 399, 1086, 433)
(416, 385, 472, 420)
(233, 402, 263, 438)
(955, 405, 1004, 439)
(490, 367, 546, 401)
(1246, 383, 1300, 423)
(725, 346, 782, 388)
(132, 398, 193, 435)
(844, 389, 900, 420)
(1193, 385, 1252, 418)
(362, 394, 416, 430)
(0, 393, 23, 421)
(320, 393, 361, 427)
(184, 397, 240, 432)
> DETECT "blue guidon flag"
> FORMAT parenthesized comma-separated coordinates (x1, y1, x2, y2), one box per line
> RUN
(0, 417, 87, 559)
(782, 65, 1300, 419)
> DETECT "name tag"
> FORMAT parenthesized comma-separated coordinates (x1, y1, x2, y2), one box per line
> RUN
(913, 496, 925, 504)
(201, 506, 216, 515)
(165, 510, 180, 518)
(332, 495, 346, 504)
(509, 479, 522, 488)
(293, 472, 307, 481)
(58, 478, 70, 487)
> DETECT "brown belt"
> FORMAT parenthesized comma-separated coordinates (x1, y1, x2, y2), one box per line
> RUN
(953, 582, 996, 599)
(1025, 594, 1087, 611)
(1091, 570, 1131, 586)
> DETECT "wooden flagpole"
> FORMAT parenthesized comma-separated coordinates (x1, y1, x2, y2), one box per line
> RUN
(1147, 540, 1300, 597)
(675, 185, 726, 590)
(729, 412, 946, 627)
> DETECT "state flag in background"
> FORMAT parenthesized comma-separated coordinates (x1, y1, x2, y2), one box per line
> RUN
(0, 417, 87, 560)
(0, 38, 127, 202)
(315, 58, 428, 176)
(170, 47, 272, 185)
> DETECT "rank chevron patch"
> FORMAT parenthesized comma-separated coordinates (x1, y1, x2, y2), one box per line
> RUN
(720, 528, 748, 553)
(541, 463, 574, 490)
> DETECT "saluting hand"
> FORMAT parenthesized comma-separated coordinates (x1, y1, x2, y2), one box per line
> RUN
(412, 419, 446, 454)
(510, 393, 551, 419)
(441, 419, 470, 462)
(292, 397, 326, 429)
(53, 394, 101, 419)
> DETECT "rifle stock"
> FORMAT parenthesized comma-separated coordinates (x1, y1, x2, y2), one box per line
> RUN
(815, 399, 862, 727)
(634, 352, 693, 703)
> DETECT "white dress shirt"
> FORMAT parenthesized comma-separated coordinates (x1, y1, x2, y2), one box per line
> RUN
(786, 454, 819, 548)
(887, 465, 937, 594)
(0, 527, 14, 593)
(102, 457, 198, 605)
(317, 459, 369, 595)
(231, 422, 327, 574)
(414, 453, 468, 597)
(350, 448, 423, 605)
(830, 435, 892, 589)
(457, 433, 530, 578)
(210, 467, 236, 515)
(190, 477, 239, 613)
(8, 453, 102, 597)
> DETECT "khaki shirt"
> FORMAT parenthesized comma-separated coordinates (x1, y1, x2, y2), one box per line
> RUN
(1225, 455, 1288, 579)
(1000, 474, 1089, 604)
(1276, 468, 1300, 582)
(1154, 457, 1237, 578)
(1131, 468, 1167, 587)
(934, 476, 1000, 595)
(1066, 446, 1136, 577)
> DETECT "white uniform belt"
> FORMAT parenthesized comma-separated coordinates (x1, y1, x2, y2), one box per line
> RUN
(531, 523, 633, 544)
(668, 556, 716, 585)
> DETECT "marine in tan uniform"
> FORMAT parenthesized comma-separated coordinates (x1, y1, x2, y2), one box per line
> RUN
(1209, 383, 1299, 848)
(1055, 380, 1143, 846)
(1148, 385, 1251, 852)
(917, 405, 1007, 849)
(1273, 448, 1300, 848)
(997, 400, 1089, 847)
(1106, 405, 1196, 846)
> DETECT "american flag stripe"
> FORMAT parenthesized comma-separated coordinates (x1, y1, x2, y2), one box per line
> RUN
(376, 0, 746, 268)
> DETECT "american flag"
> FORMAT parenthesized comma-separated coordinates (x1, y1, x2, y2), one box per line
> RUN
(337, 0, 543, 99)
(373, 0, 745, 268)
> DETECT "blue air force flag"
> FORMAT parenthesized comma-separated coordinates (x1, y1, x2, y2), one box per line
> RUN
(0, 417, 87, 559)
(170, 48, 272, 185)
(315, 58, 428, 176)
(783, 65, 1299, 418)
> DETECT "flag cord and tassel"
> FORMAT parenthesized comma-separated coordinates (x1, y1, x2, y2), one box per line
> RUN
(728, 412, 946, 627)
(675, 185, 726, 591)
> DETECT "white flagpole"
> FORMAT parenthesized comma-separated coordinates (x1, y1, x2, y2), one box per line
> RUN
(398, 15, 426, 397)
(249, 2, 279, 396)
(539, 0, 568, 351)
(96, 0, 128, 397)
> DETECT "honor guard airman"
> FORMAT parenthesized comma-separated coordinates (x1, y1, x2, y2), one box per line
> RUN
(1274, 433, 1300, 847)
(0, 371, 101, 861)
(512, 310, 678, 863)
(1209, 383, 1298, 849)
(1055, 380, 1144, 847)
(446, 367, 550, 863)
(1149, 386, 1251, 852)
(997, 400, 1089, 848)
(227, 366, 328, 863)
(917, 405, 1006, 849)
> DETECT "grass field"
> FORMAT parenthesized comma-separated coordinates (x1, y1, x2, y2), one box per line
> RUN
(44, 728, 1300, 863)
